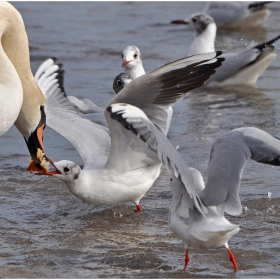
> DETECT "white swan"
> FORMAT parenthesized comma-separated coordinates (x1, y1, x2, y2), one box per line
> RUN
(110, 103, 280, 271)
(0, 2, 52, 172)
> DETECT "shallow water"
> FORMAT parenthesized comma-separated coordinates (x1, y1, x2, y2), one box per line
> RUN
(1, 1, 280, 278)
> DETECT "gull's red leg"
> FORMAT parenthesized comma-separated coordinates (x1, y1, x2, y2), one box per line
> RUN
(183, 249, 190, 271)
(225, 244, 238, 270)
(135, 204, 142, 212)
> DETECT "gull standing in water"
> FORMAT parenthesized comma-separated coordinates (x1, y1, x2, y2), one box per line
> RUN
(39, 52, 224, 211)
(108, 103, 280, 270)
(171, 12, 280, 86)
(203, 1, 272, 28)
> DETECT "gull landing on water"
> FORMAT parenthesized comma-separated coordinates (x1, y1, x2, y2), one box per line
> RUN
(36, 52, 224, 211)
(109, 103, 280, 270)
(171, 12, 280, 87)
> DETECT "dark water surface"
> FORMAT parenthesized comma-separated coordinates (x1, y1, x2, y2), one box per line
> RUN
(1, 1, 280, 278)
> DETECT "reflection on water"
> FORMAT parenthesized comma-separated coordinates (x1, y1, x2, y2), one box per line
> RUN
(0, 1, 280, 278)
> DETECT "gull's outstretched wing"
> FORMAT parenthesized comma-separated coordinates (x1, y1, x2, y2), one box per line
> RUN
(109, 52, 224, 132)
(107, 103, 206, 214)
(34, 58, 110, 168)
(200, 127, 280, 216)
(104, 52, 224, 172)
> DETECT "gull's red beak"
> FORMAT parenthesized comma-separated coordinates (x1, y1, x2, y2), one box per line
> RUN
(122, 59, 131, 67)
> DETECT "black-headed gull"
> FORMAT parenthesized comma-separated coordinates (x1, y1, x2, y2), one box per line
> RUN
(121, 45, 146, 79)
(171, 12, 280, 87)
(109, 103, 280, 270)
(40, 52, 224, 211)
(0, 2, 54, 173)
(113, 72, 133, 94)
(204, 1, 272, 28)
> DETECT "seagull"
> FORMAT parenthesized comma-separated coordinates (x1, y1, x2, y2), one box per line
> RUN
(0, 2, 54, 173)
(113, 72, 133, 94)
(40, 52, 224, 211)
(203, 1, 272, 28)
(171, 12, 280, 87)
(121, 45, 146, 79)
(108, 103, 280, 271)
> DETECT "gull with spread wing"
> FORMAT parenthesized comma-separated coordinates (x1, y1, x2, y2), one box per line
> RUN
(37, 52, 224, 211)
(108, 103, 280, 270)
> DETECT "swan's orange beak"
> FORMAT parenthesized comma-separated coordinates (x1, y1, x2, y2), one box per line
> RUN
(28, 154, 61, 175)
(25, 106, 57, 174)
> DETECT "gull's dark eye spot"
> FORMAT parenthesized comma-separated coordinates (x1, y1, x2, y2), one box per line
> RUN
(64, 167, 70, 173)
(192, 18, 197, 23)
(134, 53, 138, 59)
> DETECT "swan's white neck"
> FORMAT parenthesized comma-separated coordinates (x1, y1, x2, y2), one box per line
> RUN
(0, 2, 46, 139)
(188, 23, 216, 56)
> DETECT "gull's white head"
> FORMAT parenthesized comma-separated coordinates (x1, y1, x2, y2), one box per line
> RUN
(171, 13, 216, 56)
(50, 160, 81, 183)
(172, 13, 216, 36)
(121, 45, 145, 79)
(186, 13, 216, 36)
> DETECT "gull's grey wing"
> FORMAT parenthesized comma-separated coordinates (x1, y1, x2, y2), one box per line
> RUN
(67, 96, 104, 114)
(107, 103, 206, 214)
(110, 52, 224, 108)
(103, 52, 224, 172)
(207, 34, 280, 85)
(79, 112, 108, 128)
(67, 96, 108, 127)
(200, 127, 280, 216)
(106, 51, 224, 147)
(207, 49, 263, 84)
(34, 58, 110, 168)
